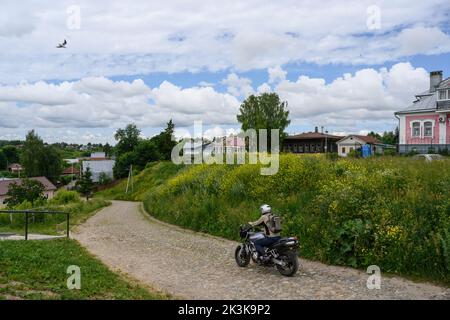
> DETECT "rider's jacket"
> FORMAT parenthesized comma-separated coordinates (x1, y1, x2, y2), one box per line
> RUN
(248, 213, 280, 237)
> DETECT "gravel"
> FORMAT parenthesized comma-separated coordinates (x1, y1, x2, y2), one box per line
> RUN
(73, 201, 450, 300)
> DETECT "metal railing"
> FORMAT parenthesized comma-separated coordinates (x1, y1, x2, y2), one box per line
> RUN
(0, 210, 70, 240)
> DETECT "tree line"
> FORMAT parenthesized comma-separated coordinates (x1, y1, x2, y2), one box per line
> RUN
(113, 120, 177, 178)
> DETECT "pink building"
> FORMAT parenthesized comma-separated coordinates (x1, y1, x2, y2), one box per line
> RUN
(395, 71, 450, 154)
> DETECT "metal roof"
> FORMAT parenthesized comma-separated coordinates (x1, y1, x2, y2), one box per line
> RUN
(396, 76, 450, 114)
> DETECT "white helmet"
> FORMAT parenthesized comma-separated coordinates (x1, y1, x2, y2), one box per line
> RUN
(260, 204, 271, 215)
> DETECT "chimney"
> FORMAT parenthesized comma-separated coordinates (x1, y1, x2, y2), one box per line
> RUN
(430, 71, 443, 93)
(314, 126, 318, 133)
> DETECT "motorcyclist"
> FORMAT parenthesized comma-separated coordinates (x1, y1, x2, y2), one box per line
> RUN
(248, 204, 281, 262)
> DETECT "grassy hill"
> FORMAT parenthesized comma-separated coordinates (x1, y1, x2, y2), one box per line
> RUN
(96, 161, 185, 201)
(98, 155, 450, 284)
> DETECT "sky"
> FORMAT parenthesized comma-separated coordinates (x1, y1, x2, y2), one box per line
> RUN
(0, 0, 450, 144)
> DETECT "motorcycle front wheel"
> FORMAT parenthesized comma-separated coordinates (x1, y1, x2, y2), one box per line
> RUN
(276, 252, 299, 277)
(235, 245, 250, 267)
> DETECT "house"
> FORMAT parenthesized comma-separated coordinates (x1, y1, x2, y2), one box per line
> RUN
(182, 139, 211, 156)
(80, 152, 115, 183)
(7, 163, 23, 176)
(0, 177, 57, 207)
(337, 135, 384, 157)
(395, 70, 450, 154)
(212, 136, 246, 155)
(61, 166, 80, 176)
(90, 152, 107, 159)
(283, 127, 342, 153)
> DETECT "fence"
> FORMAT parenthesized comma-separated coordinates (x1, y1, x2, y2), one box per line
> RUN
(0, 210, 70, 240)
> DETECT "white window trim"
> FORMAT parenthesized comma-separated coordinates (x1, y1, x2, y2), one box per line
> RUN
(423, 121, 433, 137)
(437, 89, 450, 101)
(409, 119, 435, 139)
(411, 121, 421, 137)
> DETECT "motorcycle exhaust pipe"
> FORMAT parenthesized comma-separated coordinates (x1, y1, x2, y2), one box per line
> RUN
(272, 258, 286, 266)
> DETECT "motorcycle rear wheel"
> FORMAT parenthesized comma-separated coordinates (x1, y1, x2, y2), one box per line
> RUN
(235, 245, 250, 267)
(276, 252, 299, 277)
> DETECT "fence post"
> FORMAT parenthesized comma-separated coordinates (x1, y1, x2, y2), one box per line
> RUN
(25, 212, 28, 241)
(66, 213, 70, 239)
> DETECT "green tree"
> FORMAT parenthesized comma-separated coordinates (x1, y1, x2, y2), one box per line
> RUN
(113, 151, 137, 178)
(98, 172, 112, 185)
(151, 119, 176, 160)
(394, 126, 399, 144)
(5, 179, 45, 207)
(112, 121, 176, 178)
(77, 167, 94, 199)
(42, 145, 63, 180)
(103, 142, 113, 157)
(114, 124, 141, 156)
(135, 139, 160, 166)
(20, 130, 45, 177)
(0, 150, 6, 170)
(367, 131, 382, 141)
(1, 145, 19, 164)
(20, 130, 62, 180)
(381, 128, 399, 145)
(368, 129, 399, 145)
(237, 93, 290, 151)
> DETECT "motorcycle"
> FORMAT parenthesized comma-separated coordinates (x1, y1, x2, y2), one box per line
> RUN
(234, 224, 299, 277)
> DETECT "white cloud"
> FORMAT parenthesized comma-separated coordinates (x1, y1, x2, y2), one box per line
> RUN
(221, 73, 254, 98)
(203, 126, 239, 140)
(0, 1, 449, 83)
(275, 62, 429, 131)
(257, 83, 272, 94)
(0, 62, 434, 142)
(0, 76, 240, 136)
(268, 66, 287, 84)
(198, 81, 214, 87)
(394, 26, 450, 56)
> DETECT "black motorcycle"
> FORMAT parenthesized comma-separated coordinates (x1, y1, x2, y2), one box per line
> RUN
(234, 224, 299, 277)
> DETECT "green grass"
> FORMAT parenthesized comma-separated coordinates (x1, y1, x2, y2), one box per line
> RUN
(95, 161, 185, 201)
(0, 198, 111, 236)
(95, 156, 450, 285)
(0, 239, 170, 300)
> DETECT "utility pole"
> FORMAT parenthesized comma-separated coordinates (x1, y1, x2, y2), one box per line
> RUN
(129, 165, 134, 193)
(125, 164, 132, 194)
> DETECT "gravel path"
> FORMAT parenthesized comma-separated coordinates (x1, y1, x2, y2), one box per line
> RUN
(74, 201, 450, 300)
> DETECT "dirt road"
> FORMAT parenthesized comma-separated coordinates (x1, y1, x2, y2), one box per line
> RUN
(74, 201, 450, 299)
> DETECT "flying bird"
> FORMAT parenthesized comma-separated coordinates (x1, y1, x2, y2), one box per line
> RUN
(56, 39, 67, 48)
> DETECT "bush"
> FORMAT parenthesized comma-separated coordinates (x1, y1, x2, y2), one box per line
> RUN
(98, 172, 112, 185)
(60, 175, 73, 186)
(347, 149, 360, 158)
(406, 149, 419, 157)
(50, 190, 81, 205)
(383, 149, 397, 156)
(142, 156, 450, 284)
(326, 152, 339, 161)
(438, 148, 449, 156)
